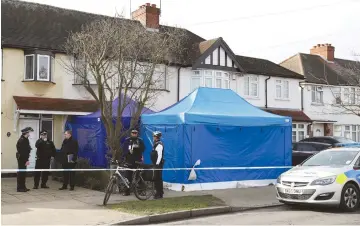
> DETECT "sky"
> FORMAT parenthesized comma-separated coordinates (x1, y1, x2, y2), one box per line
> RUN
(22, 0, 360, 63)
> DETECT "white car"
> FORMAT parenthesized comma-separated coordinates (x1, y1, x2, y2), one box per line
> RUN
(276, 147, 360, 211)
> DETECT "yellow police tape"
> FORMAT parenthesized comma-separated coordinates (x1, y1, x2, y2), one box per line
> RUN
(336, 173, 347, 184)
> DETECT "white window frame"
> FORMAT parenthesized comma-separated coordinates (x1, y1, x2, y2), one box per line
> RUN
(343, 125, 359, 142)
(215, 71, 222, 88)
(204, 70, 213, 88)
(244, 75, 259, 98)
(24, 54, 35, 81)
(311, 86, 323, 104)
(331, 87, 342, 105)
(292, 123, 306, 142)
(223, 72, 230, 89)
(275, 79, 289, 100)
(344, 87, 356, 105)
(191, 70, 202, 91)
(37, 55, 50, 81)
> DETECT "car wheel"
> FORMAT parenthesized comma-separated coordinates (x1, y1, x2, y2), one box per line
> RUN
(339, 183, 359, 212)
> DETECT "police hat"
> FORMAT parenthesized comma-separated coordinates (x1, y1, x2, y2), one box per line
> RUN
(21, 127, 34, 134)
(40, 130, 48, 136)
(131, 129, 138, 133)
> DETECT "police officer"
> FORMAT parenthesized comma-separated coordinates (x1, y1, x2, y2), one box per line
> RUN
(151, 131, 164, 199)
(121, 129, 145, 196)
(16, 127, 34, 192)
(33, 130, 56, 189)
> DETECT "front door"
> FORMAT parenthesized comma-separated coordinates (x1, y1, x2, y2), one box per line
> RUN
(313, 123, 324, 137)
(18, 119, 39, 169)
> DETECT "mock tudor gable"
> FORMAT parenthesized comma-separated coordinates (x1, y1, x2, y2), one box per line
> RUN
(192, 37, 244, 72)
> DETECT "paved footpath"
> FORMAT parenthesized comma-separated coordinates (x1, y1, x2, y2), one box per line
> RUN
(1, 177, 279, 225)
(161, 205, 360, 225)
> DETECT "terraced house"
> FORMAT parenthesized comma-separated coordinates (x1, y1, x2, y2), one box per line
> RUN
(1, 0, 307, 170)
(281, 44, 360, 141)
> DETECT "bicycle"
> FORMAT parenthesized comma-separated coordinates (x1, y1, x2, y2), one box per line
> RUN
(103, 160, 155, 205)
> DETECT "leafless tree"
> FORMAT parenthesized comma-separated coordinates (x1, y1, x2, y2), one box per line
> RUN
(63, 16, 189, 161)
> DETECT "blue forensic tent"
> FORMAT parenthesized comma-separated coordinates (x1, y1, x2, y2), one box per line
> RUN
(67, 97, 154, 168)
(141, 87, 292, 188)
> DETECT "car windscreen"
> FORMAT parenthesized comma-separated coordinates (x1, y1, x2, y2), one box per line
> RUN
(302, 150, 359, 166)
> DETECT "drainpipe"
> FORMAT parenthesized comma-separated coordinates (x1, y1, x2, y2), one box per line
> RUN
(265, 76, 271, 108)
(177, 67, 182, 102)
(298, 82, 304, 111)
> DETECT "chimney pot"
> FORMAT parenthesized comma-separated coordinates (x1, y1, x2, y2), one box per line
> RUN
(146, 3, 150, 6)
(151, 4, 156, 7)
(317, 44, 321, 47)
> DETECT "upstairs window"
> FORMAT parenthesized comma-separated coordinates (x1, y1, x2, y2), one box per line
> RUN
(24, 52, 53, 82)
(331, 87, 342, 105)
(275, 79, 289, 100)
(311, 86, 323, 104)
(190, 70, 231, 91)
(344, 87, 356, 105)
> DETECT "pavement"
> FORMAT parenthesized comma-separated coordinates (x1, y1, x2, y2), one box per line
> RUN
(159, 205, 360, 225)
(1, 177, 280, 225)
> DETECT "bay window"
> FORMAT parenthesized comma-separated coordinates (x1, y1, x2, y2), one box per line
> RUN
(191, 70, 232, 91)
(24, 52, 53, 82)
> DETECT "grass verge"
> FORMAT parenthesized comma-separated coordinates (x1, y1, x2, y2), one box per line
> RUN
(108, 195, 225, 215)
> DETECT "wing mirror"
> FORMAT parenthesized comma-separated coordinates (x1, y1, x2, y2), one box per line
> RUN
(353, 166, 360, 170)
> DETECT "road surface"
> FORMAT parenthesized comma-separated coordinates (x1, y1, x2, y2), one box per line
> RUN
(158, 205, 360, 225)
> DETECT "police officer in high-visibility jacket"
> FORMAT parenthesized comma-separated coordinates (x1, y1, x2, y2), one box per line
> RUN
(150, 131, 164, 199)
(16, 127, 34, 192)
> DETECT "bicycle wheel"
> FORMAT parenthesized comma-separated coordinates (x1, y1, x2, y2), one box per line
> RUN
(103, 176, 116, 206)
(133, 172, 155, 201)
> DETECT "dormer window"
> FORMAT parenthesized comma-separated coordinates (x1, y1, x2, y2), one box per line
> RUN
(24, 51, 54, 82)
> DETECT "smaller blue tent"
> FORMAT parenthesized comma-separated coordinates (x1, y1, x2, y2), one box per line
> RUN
(141, 87, 292, 189)
(67, 96, 154, 167)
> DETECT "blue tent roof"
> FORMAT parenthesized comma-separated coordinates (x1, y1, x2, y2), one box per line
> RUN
(79, 96, 154, 119)
(141, 88, 291, 126)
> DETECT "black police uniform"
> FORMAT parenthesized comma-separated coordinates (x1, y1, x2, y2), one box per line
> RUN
(121, 136, 145, 195)
(34, 131, 56, 189)
(16, 127, 33, 192)
(59, 136, 79, 190)
(151, 140, 164, 198)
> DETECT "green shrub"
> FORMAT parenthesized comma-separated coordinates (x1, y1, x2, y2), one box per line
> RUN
(52, 157, 110, 191)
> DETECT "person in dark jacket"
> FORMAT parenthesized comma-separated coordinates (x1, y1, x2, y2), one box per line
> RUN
(150, 131, 164, 199)
(33, 130, 56, 189)
(121, 129, 145, 196)
(16, 127, 33, 192)
(59, 130, 79, 191)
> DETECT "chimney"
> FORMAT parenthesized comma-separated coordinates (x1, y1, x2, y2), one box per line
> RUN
(310, 43, 335, 61)
(131, 3, 160, 30)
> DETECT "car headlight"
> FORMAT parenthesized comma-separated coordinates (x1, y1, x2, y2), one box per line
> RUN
(310, 176, 336, 186)
(276, 175, 282, 184)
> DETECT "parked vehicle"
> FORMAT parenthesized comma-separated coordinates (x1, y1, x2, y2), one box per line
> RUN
(292, 142, 332, 166)
(276, 147, 360, 212)
(299, 136, 355, 147)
